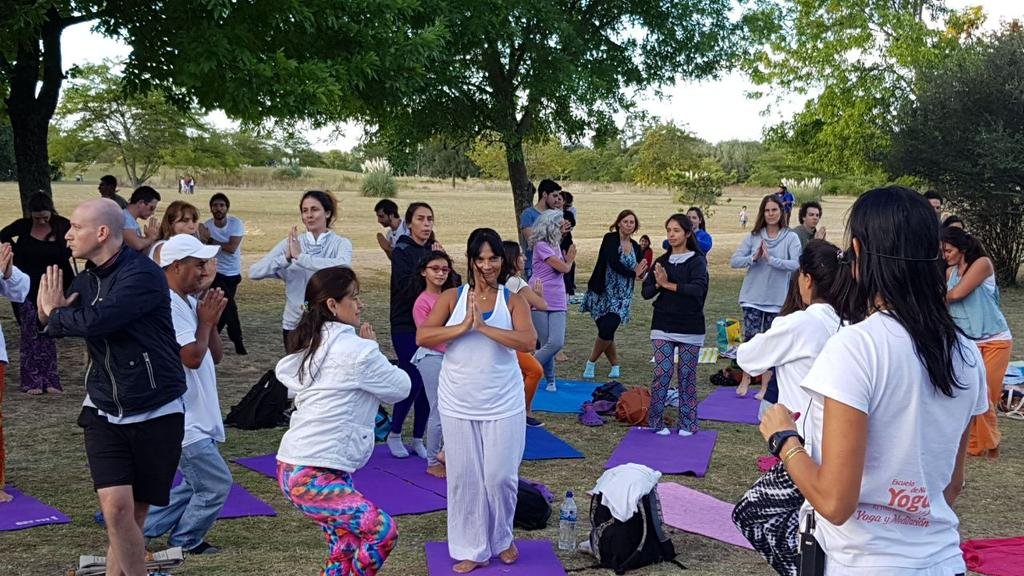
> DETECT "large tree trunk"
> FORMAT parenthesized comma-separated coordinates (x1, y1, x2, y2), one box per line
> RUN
(4, 7, 65, 217)
(503, 135, 533, 247)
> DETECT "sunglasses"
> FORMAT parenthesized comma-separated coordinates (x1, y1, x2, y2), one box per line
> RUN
(426, 266, 450, 273)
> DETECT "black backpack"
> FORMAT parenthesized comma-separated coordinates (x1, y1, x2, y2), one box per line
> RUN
(592, 381, 626, 404)
(588, 489, 683, 574)
(514, 480, 552, 530)
(224, 369, 291, 430)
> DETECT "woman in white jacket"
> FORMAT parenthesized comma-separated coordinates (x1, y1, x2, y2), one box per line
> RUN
(250, 190, 353, 349)
(275, 266, 410, 576)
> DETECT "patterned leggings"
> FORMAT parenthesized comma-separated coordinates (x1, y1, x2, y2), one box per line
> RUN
(277, 462, 398, 576)
(648, 340, 700, 432)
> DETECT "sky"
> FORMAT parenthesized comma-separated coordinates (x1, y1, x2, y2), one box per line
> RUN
(59, 0, 1020, 151)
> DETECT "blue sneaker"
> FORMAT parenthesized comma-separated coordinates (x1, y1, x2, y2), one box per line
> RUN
(608, 365, 621, 379)
(582, 361, 596, 379)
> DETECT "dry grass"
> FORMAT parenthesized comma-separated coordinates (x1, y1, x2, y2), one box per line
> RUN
(0, 176, 1019, 575)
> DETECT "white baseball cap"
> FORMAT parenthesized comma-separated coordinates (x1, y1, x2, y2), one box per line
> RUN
(160, 234, 220, 267)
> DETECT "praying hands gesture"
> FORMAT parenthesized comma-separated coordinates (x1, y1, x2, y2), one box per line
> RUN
(653, 262, 671, 289)
(143, 217, 160, 241)
(0, 242, 12, 279)
(37, 265, 78, 324)
(753, 240, 769, 262)
(634, 259, 649, 279)
(286, 226, 302, 262)
(815, 226, 828, 240)
(359, 322, 376, 341)
(197, 288, 227, 327)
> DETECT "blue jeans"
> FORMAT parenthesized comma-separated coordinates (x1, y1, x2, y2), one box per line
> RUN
(144, 438, 232, 550)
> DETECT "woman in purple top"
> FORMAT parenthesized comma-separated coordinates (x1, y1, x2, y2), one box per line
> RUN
(529, 210, 575, 391)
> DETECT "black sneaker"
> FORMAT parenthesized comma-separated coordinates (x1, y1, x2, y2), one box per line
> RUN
(234, 342, 248, 355)
(185, 542, 221, 555)
(526, 416, 544, 428)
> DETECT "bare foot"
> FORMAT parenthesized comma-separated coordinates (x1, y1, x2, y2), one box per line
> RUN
(426, 463, 447, 478)
(0, 489, 13, 503)
(754, 386, 766, 401)
(556, 352, 569, 363)
(436, 450, 445, 464)
(499, 542, 519, 564)
(46, 387, 63, 395)
(736, 378, 750, 397)
(452, 560, 488, 573)
(25, 389, 43, 396)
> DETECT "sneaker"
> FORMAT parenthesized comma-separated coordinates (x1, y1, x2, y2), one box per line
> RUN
(582, 361, 596, 379)
(526, 416, 545, 428)
(545, 381, 557, 392)
(678, 429, 694, 437)
(185, 542, 221, 555)
(234, 342, 248, 355)
(654, 427, 671, 436)
(608, 365, 621, 379)
(386, 434, 409, 458)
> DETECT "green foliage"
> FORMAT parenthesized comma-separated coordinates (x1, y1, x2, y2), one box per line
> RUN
(360, 171, 397, 198)
(820, 174, 883, 197)
(320, 149, 362, 172)
(746, 146, 818, 187)
(712, 140, 763, 183)
(413, 138, 480, 182)
(274, 164, 307, 180)
(890, 26, 1024, 285)
(630, 123, 709, 187)
(0, 121, 14, 180)
(666, 158, 730, 212)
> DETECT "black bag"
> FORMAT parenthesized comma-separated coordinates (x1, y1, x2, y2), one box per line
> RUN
(592, 381, 626, 404)
(514, 480, 552, 530)
(589, 489, 682, 574)
(224, 369, 291, 430)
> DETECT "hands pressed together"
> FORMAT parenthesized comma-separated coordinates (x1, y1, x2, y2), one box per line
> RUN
(36, 265, 78, 324)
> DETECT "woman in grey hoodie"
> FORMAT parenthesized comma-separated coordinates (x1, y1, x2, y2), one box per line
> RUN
(729, 194, 802, 398)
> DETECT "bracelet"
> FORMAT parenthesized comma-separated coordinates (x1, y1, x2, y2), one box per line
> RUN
(782, 446, 807, 465)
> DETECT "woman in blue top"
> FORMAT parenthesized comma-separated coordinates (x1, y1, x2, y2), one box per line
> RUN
(687, 206, 713, 254)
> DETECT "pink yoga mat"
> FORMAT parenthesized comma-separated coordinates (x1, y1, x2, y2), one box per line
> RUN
(697, 387, 761, 424)
(425, 540, 567, 575)
(604, 428, 718, 476)
(170, 473, 276, 519)
(657, 482, 753, 550)
(0, 486, 71, 531)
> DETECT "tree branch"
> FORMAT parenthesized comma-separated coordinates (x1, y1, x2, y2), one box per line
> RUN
(59, 10, 107, 29)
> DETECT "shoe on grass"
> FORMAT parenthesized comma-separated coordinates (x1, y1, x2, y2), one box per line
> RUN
(526, 416, 545, 428)
(185, 542, 220, 555)
(608, 365, 621, 379)
(582, 361, 596, 379)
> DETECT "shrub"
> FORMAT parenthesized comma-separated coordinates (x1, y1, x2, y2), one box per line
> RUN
(782, 177, 823, 204)
(360, 157, 397, 198)
(666, 158, 730, 213)
(275, 164, 306, 179)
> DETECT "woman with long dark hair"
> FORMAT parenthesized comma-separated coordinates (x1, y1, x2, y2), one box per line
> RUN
(686, 206, 713, 254)
(275, 267, 411, 576)
(729, 194, 802, 398)
(942, 226, 1011, 457)
(0, 192, 72, 395)
(580, 210, 648, 379)
(759, 187, 987, 576)
(417, 229, 536, 573)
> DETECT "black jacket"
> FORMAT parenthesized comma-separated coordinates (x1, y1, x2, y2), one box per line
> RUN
(390, 234, 432, 333)
(46, 248, 186, 416)
(587, 232, 641, 295)
(641, 251, 709, 335)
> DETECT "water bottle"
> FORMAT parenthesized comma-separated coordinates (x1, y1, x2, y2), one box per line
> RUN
(558, 490, 578, 551)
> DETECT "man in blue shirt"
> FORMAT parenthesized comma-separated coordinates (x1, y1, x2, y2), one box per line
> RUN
(519, 179, 563, 278)
(777, 185, 795, 219)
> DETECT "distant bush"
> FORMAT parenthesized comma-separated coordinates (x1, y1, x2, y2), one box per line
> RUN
(361, 157, 397, 198)
(821, 174, 881, 196)
(275, 164, 306, 179)
(782, 177, 822, 204)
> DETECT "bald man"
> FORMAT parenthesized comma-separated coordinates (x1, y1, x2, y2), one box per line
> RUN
(37, 198, 187, 576)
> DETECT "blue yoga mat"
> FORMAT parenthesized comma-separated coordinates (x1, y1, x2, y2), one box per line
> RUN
(530, 379, 599, 413)
(522, 426, 583, 460)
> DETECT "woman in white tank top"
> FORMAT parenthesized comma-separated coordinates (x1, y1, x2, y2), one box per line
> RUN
(417, 228, 537, 574)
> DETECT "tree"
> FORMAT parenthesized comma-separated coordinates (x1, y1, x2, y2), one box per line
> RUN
(629, 123, 710, 187)
(0, 120, 14, 180)
(1, 1, 444, 213)
(363, 0, 740, 241)
(712, 140, 763, 183)
(55, 63, 197, 186)
(890, 26, 1024, 285)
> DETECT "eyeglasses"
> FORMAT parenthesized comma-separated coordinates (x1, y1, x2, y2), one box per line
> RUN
(426, 266, 450, 273)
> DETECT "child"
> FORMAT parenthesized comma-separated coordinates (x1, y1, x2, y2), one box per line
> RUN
(739, 206, 748, 228)
(275, 266, 411, 576)
(503, 241, 549, 427)
(411, 251, 459, 477)
(638, 234, 654, 277)
(0, 242, 28, 503)
(641, 214, 708, 436)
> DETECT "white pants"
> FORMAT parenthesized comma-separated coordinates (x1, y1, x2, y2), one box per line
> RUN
(440, 411, 526, 563)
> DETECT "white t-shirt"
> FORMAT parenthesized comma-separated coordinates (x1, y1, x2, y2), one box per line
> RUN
(386, 219, 410, 248)
(204, 216, 245, 276)
(123, 209, 141, 237)
(799, 312, 987, 575)
(170, 291, 225, 447)
(505, 275, 527, 293)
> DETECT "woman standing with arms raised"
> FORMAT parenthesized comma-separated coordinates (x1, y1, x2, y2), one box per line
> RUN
(760, 187, 987, 576)
(729, 194, 802, 397)
(250, 190, 352, 348)
(417, 228, 536, 573)
(942, 226, 1011, 458)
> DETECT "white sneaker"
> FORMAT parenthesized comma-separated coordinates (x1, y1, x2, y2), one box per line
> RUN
(545, 381, 557, 392)
(678, 429, 694, 437)
(654, 427, 671, 436)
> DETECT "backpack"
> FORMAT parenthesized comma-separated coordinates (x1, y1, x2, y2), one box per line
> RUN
(589, 488, 682, 574)
(374, 406, 392, 442)
(615, 388, 651, 425)
(592, 381, 626, 404)
(514, 480, 552, 530)
(224, 369, 291, 430)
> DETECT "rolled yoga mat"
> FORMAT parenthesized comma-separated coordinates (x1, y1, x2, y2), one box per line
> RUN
(0, 486, 71, 531)
(425, 540, 567, 575)
(530, 379, 599, 413)
(604, 427, 718, 477)
(657, 482, 754, 550)
(697, 386, 761, 425)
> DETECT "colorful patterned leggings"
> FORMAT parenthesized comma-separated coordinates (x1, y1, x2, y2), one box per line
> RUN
(277, 462, 398, 576)
(648, 340, 700, 433)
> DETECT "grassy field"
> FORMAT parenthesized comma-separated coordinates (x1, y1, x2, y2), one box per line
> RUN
(0, 175, 1021, 575)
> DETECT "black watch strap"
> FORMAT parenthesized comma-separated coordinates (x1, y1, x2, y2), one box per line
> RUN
(769, 430, 804, 457)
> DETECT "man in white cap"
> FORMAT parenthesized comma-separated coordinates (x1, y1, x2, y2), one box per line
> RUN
(142, 234, 231, 555)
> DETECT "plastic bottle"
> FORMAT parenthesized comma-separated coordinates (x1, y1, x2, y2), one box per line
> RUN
(558, 490, 578, 551)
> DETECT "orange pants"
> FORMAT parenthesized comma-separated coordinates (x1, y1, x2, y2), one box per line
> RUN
(968, 339, 1011, 456)
(518, 351, 542, 413)
(0, 362, 6, 486)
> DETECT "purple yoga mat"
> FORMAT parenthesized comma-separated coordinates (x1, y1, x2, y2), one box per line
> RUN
(0, 486, 71, 531)
(697, 387, 761, 424)
(604, 428, 718, 476)
(425, 540, 567, 575)
(234, 450, 447, 516)
(657, 482, 753, 550)
(170, 473, 276, 519)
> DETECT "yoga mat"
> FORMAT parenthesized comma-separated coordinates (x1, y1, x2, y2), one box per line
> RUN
(0, 486, 71, 531)
(697, 387, 761, 425)
(523, 426, 583, 460)
(425, 540, 567, 575)
(234, 453, 278, 478)
(531, 379, 599, 413)
(170, 473, 276, 519)
(657, 482, 753, 550)
(356, 445, 448, 497)
(604, 428, 718, 477)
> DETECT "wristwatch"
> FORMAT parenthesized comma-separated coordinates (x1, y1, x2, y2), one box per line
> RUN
(768, 430, 804, 457)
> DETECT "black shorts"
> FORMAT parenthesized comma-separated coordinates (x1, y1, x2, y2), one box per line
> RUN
(595, 313, 622, 341)
(78, 406, 184, 506)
